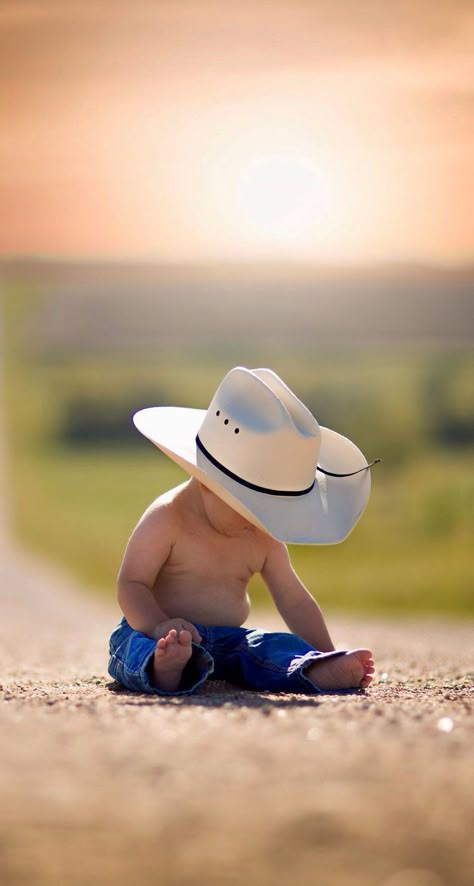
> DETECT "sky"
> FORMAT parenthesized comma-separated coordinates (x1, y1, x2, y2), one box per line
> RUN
(1, 0, 473, 264)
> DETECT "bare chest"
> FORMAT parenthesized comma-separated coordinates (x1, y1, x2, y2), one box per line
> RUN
(152, 527, 265, 625)
(164, 528, 262, 585)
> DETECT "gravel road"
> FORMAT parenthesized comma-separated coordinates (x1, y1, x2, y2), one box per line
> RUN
(1, 533, 472, 886)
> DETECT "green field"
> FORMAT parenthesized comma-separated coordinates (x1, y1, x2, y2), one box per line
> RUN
(2, 276, 473, 614)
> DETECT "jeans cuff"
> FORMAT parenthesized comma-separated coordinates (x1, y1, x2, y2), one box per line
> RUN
(141, 642, 215, 696)
(293, 649, 348, 693)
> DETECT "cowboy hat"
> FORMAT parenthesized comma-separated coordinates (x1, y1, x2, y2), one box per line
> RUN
(133, 366, 378, 544)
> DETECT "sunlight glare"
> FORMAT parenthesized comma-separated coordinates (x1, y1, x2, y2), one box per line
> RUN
(235, 152, 331, 247)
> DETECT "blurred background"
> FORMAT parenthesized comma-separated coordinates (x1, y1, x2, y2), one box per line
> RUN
(0, 0, 472, 614)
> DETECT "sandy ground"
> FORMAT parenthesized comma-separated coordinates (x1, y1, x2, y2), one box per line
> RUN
(0, 533, 473, 886)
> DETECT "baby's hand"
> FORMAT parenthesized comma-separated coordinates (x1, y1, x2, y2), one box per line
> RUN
(152, 619, 202, 644)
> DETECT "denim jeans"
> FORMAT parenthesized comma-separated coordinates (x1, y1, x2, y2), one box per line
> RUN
(108, 618, 347, 696)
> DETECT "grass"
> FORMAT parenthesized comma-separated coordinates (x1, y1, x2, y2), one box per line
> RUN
(8, 445, 472, 613)
(2, 285, 473, 614)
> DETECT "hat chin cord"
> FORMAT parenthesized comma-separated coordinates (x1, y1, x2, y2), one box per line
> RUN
(316, 459, 382, 478)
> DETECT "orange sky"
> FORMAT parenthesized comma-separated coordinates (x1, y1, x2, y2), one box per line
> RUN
(1, 0, 473, 263)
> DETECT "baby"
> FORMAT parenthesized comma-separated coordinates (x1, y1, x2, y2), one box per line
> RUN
(108, 367, 376, 696)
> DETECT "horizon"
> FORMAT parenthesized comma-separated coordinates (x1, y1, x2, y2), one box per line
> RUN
(2, 254, 474, 273)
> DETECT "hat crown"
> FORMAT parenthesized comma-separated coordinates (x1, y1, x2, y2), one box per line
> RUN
(198, 367, 321, 493)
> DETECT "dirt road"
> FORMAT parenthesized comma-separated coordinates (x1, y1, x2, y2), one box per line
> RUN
(0, 530, 472, 886)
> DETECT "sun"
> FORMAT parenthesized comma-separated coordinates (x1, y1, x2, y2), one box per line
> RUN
(235, 152, 331, 249)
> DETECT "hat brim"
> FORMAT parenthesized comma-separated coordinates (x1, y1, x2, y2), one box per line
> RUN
(133, 406, 371, 544)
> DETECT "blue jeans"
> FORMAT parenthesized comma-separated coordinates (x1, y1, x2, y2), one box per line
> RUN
(108, 618, 347, 696)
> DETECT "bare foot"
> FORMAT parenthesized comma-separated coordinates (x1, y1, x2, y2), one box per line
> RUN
(151, 629, 193, 692)
(306, 649, 375, 691)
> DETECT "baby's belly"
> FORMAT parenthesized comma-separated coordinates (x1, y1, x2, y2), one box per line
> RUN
(153, 581, 251, 627)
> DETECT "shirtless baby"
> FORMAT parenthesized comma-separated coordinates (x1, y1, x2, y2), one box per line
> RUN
(108, 367, 377, 696)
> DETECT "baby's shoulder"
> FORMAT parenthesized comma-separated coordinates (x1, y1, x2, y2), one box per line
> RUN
(147, 483, 186, 511)
(259, 532, 290, 570)
(134, 483, 186, 533)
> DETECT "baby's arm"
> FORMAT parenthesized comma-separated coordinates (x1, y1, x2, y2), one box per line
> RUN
(261, 538, 335, 652)
(117, 505, 200, 642)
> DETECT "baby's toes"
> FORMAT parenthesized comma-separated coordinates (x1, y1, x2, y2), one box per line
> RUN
(178, 629, 192, 646)
(155, 637, 169, 659)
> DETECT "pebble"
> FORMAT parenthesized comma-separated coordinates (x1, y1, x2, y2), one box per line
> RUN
(437, 717, 454, 733)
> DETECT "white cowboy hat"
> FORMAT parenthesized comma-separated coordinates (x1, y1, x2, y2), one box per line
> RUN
(133, 367, 379, 544)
